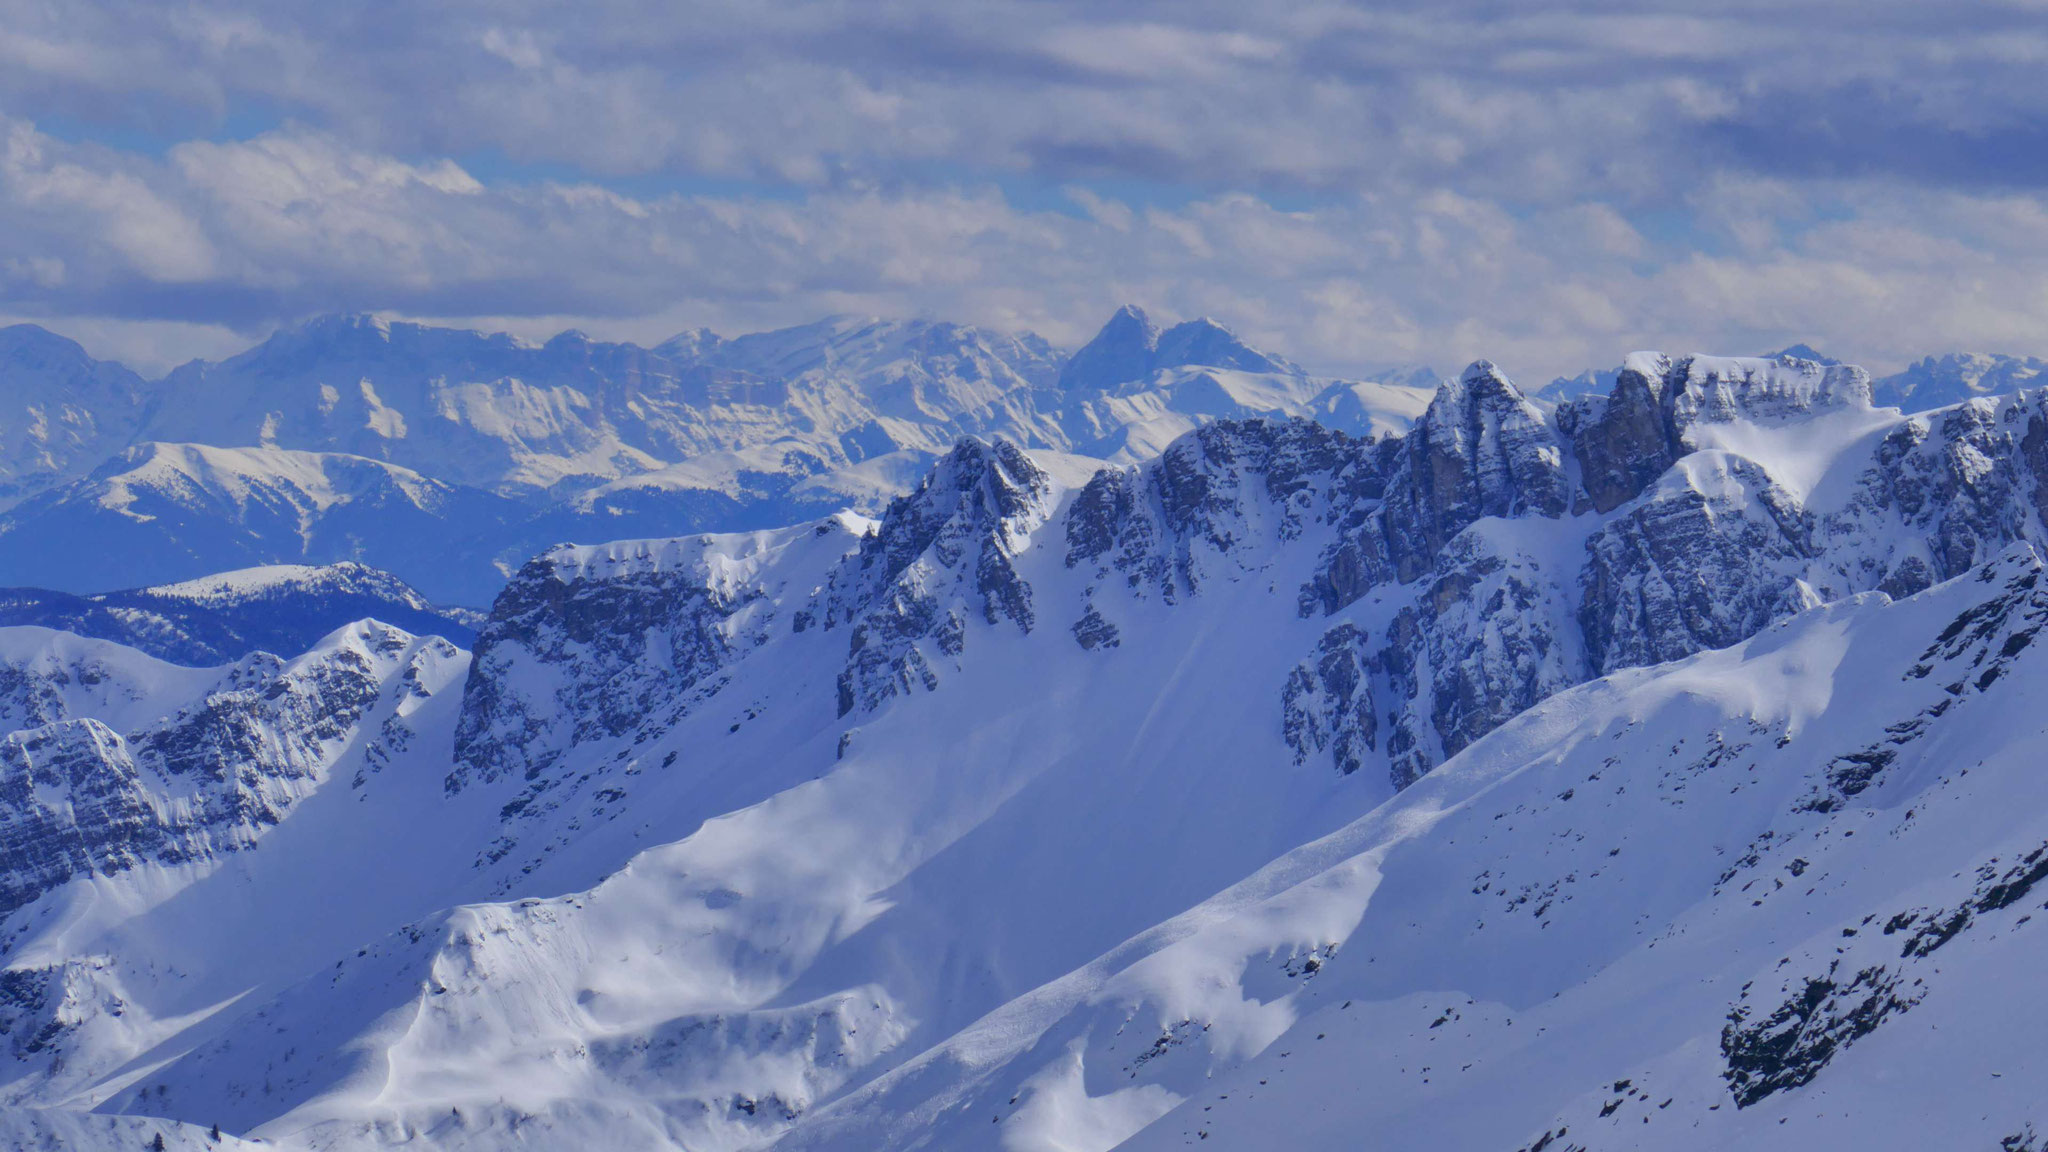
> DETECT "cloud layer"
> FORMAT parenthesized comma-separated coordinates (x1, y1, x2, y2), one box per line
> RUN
(4, 0, 2047, 378)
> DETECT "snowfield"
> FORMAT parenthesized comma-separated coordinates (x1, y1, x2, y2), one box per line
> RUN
(0, 345, 2044, 1150)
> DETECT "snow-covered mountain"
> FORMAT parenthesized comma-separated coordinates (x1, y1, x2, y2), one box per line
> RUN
(0, 310, 1433, 603)
(0, 325, 149, 509)
(0, 349, 2045, 1148)
(0, 562, 479, 665)
(1872, 351, 2048, 412)
(0, 442, 522, 604)
(139, 313, 1063, 498)
(1055, 305, 1435, 458)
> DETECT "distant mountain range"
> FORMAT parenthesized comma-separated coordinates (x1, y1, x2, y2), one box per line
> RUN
(0, 310, 1436, 603)
(0, 561, 477, 665)
(1542, 343, 2047, 411)
(1868, 351, 2048, 409)
(4, 312, 2042, 608)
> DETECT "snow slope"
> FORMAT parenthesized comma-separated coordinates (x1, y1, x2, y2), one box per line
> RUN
(0, 352, 2043, 1149)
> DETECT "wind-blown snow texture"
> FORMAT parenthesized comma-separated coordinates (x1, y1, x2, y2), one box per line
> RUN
(2, 342, 2048, 1149)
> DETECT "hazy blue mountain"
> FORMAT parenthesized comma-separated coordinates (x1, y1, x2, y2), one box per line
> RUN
(0, 324, 149, 508)
(0, 310, 1438, 602)
(1872, 351, 2048, 411)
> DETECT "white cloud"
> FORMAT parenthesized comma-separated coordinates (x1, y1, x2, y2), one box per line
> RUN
(6, 1, 2048, 381)
(5, 114, 2048, 384)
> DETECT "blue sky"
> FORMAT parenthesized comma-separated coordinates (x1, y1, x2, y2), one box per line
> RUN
(4, 0, 2048, 380)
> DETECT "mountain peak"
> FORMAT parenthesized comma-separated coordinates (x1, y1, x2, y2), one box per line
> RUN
(1458, 358, 1505, 383)
(1154, 317, 1287, 375)
(655, 327, 724, 361)
(1762, 342, 1841, 365)
(295, 312, 395, 339)
(0, 323, 94, 366)
(1058, 305, 1161, 391)
(1059, 306, 1290, 390)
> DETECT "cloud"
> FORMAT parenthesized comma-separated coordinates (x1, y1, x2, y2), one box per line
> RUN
(10, 114, 2048, 384)
(7, 0, 2046, 196)
(6, 2, 2048, 379)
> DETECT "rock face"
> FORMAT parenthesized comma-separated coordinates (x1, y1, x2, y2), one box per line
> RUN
(1282, 622, 1376, 776)
(1843, 398, 2048, 590)
(1381, 360, 1569, 581)
(825, 439, 1051, 717)
(452, 518, 868, 796)
(1067, 417, 1360, 606)
(1580, 454, 1818, 675)
(1377, 535, 1582, 786)
(1557, 361, 1676, 514)
(0, 623, 462, 918)
(1559, 352, 1873, 514)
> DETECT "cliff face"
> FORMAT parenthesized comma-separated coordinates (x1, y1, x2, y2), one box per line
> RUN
(455, 352, 2048, 826)
(0, 621, 463, 919)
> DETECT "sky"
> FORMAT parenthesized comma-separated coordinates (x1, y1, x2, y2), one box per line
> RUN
(5, 0, 2048, 380)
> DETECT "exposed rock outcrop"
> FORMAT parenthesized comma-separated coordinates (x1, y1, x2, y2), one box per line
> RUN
(826, 439, 1052, 717)
(0, 623, 458, 920)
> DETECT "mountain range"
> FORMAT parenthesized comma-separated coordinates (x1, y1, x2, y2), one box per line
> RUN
(0, 562, 479, 665)
(0, 310, 1436, 605)
(0, 344, 2045, 1148)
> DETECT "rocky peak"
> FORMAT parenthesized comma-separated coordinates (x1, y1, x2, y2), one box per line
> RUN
(1561, 351, 1874, 514)
(1873, 352, 2048, 412)
(1069, 418, 1366, 609)
(0, 326, 115, 377)
(1058, 305, 1161, 392)
(1653, 352, 1873, 434)
(1057, 306, 1293, 392)
(827, 438, 1053, 716)
(0, 326, 150, 508)
(0, 621, 459, 921)
(1153, 318, 1289, 375)
(654, 327, 725, 362)
(450, 520, 865, 798)
(1385, 360, 1569, 580)
(1760, 342, 1840, 365)
(827, 439, 1051, 624)
(241, 313, 404, 368)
